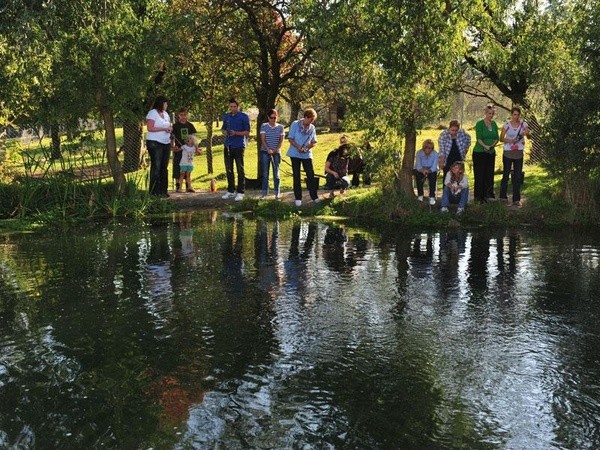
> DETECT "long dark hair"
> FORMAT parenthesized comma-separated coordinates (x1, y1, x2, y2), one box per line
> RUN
(152, 96, 169, 111)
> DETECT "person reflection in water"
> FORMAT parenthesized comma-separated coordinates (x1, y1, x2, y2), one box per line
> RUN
(409, 234, 434, 279)
(285, 222, 317, 298)
(322, 225, 350, 273)
(255, 221, 282, 297)
(221, 217, 245, 299)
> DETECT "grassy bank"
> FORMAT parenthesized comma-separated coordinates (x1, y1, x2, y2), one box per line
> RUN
(2, 126, 596, 230)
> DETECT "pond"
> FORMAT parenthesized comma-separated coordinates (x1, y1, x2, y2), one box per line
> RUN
(1, 213, 599, 449)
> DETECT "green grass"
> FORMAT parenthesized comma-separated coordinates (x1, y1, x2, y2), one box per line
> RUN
(6, 124, 598, 229)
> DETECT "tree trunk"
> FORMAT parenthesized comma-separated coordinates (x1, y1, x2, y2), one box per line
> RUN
(290, 102, 301, 124)
(205, 120, 214, 174)
(122, 120, 143, 173)
(96, 90, 126, 193)
(399, 117, 418, 197)
(256, 109, 267, 178)
(50, 124, 61, 160)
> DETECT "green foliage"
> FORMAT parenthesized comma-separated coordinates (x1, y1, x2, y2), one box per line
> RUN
(540, 0, 600, 212)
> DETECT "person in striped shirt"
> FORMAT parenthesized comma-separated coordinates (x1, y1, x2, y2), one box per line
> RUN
(260, 109, 285, 199)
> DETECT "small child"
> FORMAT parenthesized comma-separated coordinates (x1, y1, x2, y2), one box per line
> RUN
(176, 135, 202, 193)
(441, 160, 469, 215)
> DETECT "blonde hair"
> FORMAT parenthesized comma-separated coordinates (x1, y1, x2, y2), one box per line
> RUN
(186, 135, 198, 146)
(450, 161, 465, 182)
(422, 139, 434, 150)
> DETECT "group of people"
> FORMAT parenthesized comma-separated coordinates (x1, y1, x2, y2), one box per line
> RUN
(413, 104, 529, 214)
(145, 97, 528, 212)
(145, 97, 368, 205)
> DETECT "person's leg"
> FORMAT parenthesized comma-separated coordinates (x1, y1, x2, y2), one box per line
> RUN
(512, 157, 524, 202)
(272, 153, 281, 197)
(458, 187, 469, 208)
(260, 152, 270, 196)
(233, 147, 245, 194)
(441, 186, 451, 208)
(500, 155, 512, 199)
(291, 157, 303, 200)
(472, 152, 486, 202)
(223, 146, 235, 193)
(177, 171, 184, 192)
(413, 169, 425, 197)
(186, 171, 193, 191)
(173, 151, 182, 191)
(427, 172, 437, 198)
(485, 153, 496, 199)
(325, 173, 336, 190)
(301, 158, 318, 200)
(147, 140, 161, 196)
(159, 143, 171, 195)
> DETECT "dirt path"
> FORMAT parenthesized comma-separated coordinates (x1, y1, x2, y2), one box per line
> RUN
(166, 188, 324, 209)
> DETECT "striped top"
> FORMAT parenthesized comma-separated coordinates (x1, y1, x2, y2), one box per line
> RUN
(260, 122, 285, 152)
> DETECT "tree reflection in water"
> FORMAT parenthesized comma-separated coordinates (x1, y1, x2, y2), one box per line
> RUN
(0, 221, 599, 448)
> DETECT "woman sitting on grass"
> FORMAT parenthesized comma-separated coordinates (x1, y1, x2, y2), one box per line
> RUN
(324, 143, 350, 197)
(441, 161, 469, 215)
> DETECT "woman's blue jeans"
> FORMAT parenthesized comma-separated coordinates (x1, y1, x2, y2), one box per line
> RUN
(500, 156, 523, 202)
(260, 151, 281, 196)
(441, 186, 469, 208)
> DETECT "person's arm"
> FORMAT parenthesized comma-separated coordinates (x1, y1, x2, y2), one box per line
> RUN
(230, 114, 251, 137)
(287, 122, 303, 151)
(415, 151, 424, 172)
(325, 158, 339, 178)
(431, 152, 439, 173)
(275, 129, 284, 153)
(146, 114, 171, 133)
(461, 129, 472, 156)
(444, 172, 453, 189)
(260, 129, 269, 152)
(500, 123, 509, 143)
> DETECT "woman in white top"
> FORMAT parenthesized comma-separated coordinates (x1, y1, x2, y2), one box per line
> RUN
(146, 96, 172, 197)
(499, 107, 529, 207)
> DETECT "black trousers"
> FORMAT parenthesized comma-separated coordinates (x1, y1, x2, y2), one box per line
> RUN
(224, 146, 245, 194)
(290, 157, 318, 201)
(147, 140, 170, 196)
(473, 152, 495, 201)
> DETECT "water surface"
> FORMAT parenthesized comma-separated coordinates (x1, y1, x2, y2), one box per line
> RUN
(1, 213, 599, 449)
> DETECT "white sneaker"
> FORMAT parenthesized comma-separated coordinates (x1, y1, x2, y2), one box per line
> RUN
(295, 200, 302, 207)
(313, 198, 321, 204)
(457, 207, 464, 215)
(275, 194, 281, 200)
(234, 193, 244, 201)
(429, 197, 436, 206)
(222, 192, 235, 199)
(441, 207, 449, 213)
(417, 195, 424, 202)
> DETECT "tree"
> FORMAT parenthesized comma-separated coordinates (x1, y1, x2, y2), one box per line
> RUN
(0, 0, 174, 191)
(212, 0, 322, 177)
(460, 0, 577, 162)
(541, 0, 600, 210)
(316, 0, 465, 195)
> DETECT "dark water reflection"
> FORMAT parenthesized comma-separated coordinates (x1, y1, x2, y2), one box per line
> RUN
(1, 213, 600, 449)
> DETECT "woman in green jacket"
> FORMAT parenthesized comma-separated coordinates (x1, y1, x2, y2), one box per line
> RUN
(472, 104, 499, 203)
